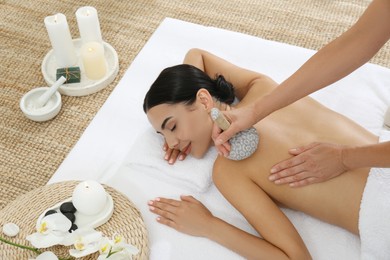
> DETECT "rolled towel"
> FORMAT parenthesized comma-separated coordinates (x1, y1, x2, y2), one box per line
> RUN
(123, 127, 217, 193)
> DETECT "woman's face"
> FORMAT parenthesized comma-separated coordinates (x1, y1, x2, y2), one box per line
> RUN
(147, 99, 214, 159)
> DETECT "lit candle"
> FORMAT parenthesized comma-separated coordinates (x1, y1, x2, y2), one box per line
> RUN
(75, 6, 103, 44)
(44, 13, 77, 68)
(72, 180, 108, 216)
(80, 41, 107, 80)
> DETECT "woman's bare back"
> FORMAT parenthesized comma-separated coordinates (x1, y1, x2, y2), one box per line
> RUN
(219, 96, 377, 234)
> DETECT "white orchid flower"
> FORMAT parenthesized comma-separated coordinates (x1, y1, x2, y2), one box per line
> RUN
(97, 234, 139, 260)
(34, 251, 59, 260)
(68, 227, 103, 258)
(98, 237, 112, 255)
(26, 213, 72, 248)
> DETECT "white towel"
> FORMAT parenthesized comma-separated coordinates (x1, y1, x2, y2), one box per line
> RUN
(108, 158, 253, 260)
(124, 127, 218, 193)
(359, 130, 390, 259)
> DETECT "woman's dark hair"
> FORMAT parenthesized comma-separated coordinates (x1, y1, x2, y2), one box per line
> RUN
(143, 64, 235, 112)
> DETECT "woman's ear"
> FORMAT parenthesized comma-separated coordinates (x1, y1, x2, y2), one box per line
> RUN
(196, 89, 213, 111)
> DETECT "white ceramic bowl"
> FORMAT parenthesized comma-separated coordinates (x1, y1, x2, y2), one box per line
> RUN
(20, 87, 62, 122)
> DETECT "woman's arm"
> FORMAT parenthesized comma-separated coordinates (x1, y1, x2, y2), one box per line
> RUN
(149, 192, 310, 259)
(183, 48, 276, 103)
(149, 158, 311, 258)
(212, 158, 311, 259)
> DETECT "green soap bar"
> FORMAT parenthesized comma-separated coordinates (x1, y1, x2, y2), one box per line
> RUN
(56, 67, 81, 84)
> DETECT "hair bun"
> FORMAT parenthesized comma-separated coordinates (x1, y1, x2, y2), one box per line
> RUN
(214, 75, 235, 104)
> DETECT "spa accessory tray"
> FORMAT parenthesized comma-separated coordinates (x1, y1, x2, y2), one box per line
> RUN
(0, 181, 149, 259)
(37, 194, 114, 230)
(41, 38, 119, 96)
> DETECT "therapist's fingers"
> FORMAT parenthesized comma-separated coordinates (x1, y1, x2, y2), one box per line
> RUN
(214, 106, 256, 146)
(212, 110, 237, 147)
(214, 125, 239, 146)
(269, 156, 306, 180)
(211, 122, 231, 157)
(270, 142, 348, 187)
(288, 177, 319, 188)
(272, 171, 315, 185)
(288, 142, 320, 155)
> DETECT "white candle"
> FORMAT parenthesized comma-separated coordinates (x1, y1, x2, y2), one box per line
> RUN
(72, 180, 108, 216)
(44, 13, 77, 68)
(81, 41, 107, 80)
(76, 6, 103, 44)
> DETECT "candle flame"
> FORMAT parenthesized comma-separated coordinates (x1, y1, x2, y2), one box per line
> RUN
(86, 9, 91, 16)
(54, 15, 58, 23)
(88, 47, 94, 52)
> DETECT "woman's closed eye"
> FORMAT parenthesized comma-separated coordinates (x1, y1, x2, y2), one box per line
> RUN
(170, 125, 176, 131)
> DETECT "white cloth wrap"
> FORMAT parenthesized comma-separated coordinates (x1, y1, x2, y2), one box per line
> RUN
(359, 130, 390, 259)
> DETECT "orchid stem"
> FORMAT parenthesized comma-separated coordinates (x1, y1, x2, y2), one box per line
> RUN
(0, 236, 41, 254)
(0, 236, 74, 260)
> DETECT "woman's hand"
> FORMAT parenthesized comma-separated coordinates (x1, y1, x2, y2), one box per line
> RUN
(269, 142, 349, 187)
(148, 195, 214, 237)
(163, 140, 189, 164)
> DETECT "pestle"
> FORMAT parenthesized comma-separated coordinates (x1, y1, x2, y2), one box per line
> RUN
(35, 76, 66, 108)
(211, 108, 259, 160)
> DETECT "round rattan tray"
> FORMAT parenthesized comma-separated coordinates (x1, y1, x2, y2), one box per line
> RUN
(0, 181, 149, 259)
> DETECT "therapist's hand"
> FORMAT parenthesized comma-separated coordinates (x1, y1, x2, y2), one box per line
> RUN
(162, 140, 189, 164)
(212, 104, 257, 156)
(269, 142, 349, 187)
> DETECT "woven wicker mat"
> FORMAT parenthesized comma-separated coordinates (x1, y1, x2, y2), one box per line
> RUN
(1, 0, 390, 209)
(0, 181, 149, 259)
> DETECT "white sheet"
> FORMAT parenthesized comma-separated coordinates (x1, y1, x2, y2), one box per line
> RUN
(49, 18, 390, 259)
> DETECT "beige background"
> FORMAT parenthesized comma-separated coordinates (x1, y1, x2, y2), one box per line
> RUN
(1, 0, 389, 209)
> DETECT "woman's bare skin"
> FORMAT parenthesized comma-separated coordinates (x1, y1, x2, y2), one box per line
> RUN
(146, 49, 377, 259)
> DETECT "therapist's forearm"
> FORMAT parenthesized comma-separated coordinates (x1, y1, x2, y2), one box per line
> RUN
(253, 0, 390, 121)
(342, 141, 390, 170)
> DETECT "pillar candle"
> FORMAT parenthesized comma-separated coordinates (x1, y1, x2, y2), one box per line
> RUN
(44, 13, 77, 68)
(81, 41, 107, 80)
(72, 180, 108, 216)
(76, 6, 103, 44)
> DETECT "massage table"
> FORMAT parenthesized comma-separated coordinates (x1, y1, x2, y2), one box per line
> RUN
(48, 18, 390, 259)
